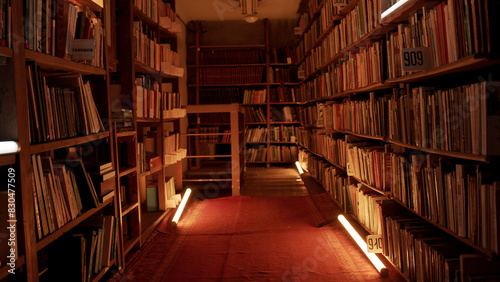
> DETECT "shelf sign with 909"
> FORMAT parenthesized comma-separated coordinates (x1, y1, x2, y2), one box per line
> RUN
(401, 47, 432, 72)
(366, 234, 383, 253)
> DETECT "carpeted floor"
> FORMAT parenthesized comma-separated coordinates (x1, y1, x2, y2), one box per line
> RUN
(110, 192, 405, 281)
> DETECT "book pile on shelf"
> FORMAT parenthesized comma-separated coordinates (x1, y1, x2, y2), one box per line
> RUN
(160, 43, 183, 77)
(270, 86, 298, 103)
(242, 89, 266, 104)
(133, 20, 163, 71)
(162, 91, 186, 118)
(271, 106, 297, 122)
(134, 0, 159, 22)
(164, 132, 185, 165)
(270, 46, 297, 64)
(159, 0, 181, 33)
(199, 67, 265, 85)
(31, 155, 100, 240)
(246, 145, 266, 162)
(26, 68, 105, 144)
(296, 0, 348, 62)
(269, 145, 298, 162)
(138, 131, 158, 173)
(199, 49, 265, 64)
(24, 1, 104, 67)
(379, 204, 478, 282)
(135, 75, 160, 119)
(198, 127, 225, 143)
(198, 87, 240, 104)
(245, 107, 266, 123)
(0, 0, 11, 47)
(86, 162, 116, 203)
(298, 149, 347, 205)
(346, 141, 390, 191)
(112, 109, 134, 132)
(269, 125, 298, 142)
(347, 183, 386, 234)
(268, 66, 299, 83)
(299, 130, 346, 167)
(164, 177, 179, 208)
(49, 215, 118, 282)
(386, 2, 492, 79)
(245, 126, 267, 143)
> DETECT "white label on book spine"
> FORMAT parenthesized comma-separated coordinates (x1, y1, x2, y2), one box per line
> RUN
(401, 47, 432, 72)
(366, 234, 383, 253)
(70, 39, 96, 60)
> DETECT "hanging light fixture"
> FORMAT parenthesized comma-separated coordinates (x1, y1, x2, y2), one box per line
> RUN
(241, 0, 258, 23)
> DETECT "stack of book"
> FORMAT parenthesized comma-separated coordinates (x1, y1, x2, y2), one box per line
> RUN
(112, 109, 134, 132)
(86, 162, 115, 203)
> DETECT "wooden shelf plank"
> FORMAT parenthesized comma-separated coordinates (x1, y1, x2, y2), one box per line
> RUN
(380, 0, 442, 25)
(121, 202, 139, 217)
(134, 60, 160, 78)
(36, 197, 114, 251)
(30, 132, 110, 154)
(385, 55, 498, 84)
(70, 0, 103, 13)
(25, 50, 106, 75)
(0, 45, 13, 57)
(193, 63, 267, 67)
(0, 154, 16, 167)
(349, 175, 389, 196)
(269, 141, 300, 144)
(118, 167, 137, 177)
(132, 5, 157, 28)
(141, 209, 172, 241)
(116, 131, 136, 138)
(242, 103, 267, 106)
(90, 259, 116, 282)
(137, 118, 161, 123)
(269, 121, 301, 124)
(301, 146, 346, 172)
(192, 83, 268, 87)
(183, 178, 232, 182)
(123, 236, 140, 256)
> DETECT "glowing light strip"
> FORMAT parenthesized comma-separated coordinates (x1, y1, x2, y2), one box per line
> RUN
(295, 161, 304, 174)
(172, 188, 192, 226)
(0, 141, 20, 155)
(381, 0, 410, 20)
(338, 215, 388, 276)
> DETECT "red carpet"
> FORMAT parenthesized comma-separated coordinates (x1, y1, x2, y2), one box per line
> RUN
(112, 193, 405, 281)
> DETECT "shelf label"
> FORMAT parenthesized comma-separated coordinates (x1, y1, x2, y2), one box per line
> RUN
(70, 39, 96, 60)
(401, 47, 432, 72)
(332, 0, 347, 6)
(366, 234, 383, 253)
(294, 27, 302, 35)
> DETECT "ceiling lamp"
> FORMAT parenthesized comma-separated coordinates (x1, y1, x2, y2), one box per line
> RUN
(241, 0, 258, 23)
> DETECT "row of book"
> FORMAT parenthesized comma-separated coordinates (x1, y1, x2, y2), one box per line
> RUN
(386, 2, 492, 79)
(297, 149, 347, 207)
(246, 145, 266, 162)
(270, 106, 298, 122)
(297, 129, 346, 168)
(270, 125, 298, 142)
(27, 65, 104, 144)
(133, 20, 181, 73)
(270, 46, 298, 64)
(135, 75, 160, 118)
(199, 49, 266, 65)
(134, 0, 180, 32)
(0, 0, 10, 47)
(296, 0, 348, 61)
(31, 154, 105, 240)
(245, 107, 266, 123)
(348, 183, 387, 235)
(164, 132, 181, 165)
(51, 215, 118, 282)
(298, 103, 319, 127)
(112, 109, 134, 132)
(268, 66, 300, 83)
(197, 127, 229, 143)
(269, 145, 298, 162)
(198, 67, 265, 85)
(242, 89, 266, 104)
(270, 85, 299, 103)
(196, 87, 240, 104)
(163, 91, 181, 111)
(245, 127, 267, 143)
(24, 1, 104, 67)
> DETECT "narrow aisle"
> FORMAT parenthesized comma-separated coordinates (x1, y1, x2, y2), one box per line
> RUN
(110, 166, 404, 281)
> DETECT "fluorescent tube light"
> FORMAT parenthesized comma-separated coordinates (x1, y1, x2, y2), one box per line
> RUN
(338, 215, 388, 276)
(172, 188, 192, 226)
(295, 161, 304, 174)
(0, 141, 20, 155)
(381, 0, 410, 20)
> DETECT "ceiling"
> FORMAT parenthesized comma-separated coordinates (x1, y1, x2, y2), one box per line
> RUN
(176, 0, 303, 24)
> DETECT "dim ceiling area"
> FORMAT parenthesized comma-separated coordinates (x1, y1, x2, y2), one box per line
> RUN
(176, 0, 304, 24)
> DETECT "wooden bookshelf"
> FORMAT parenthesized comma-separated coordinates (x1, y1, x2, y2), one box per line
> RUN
(0, 154, 16, 167)
(141, 208, 171, 241)
(296, 0, 500, 279)
(29, 132, 110, 154)
(25, 50, 106, 75)
(0, 45, 13, 57)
